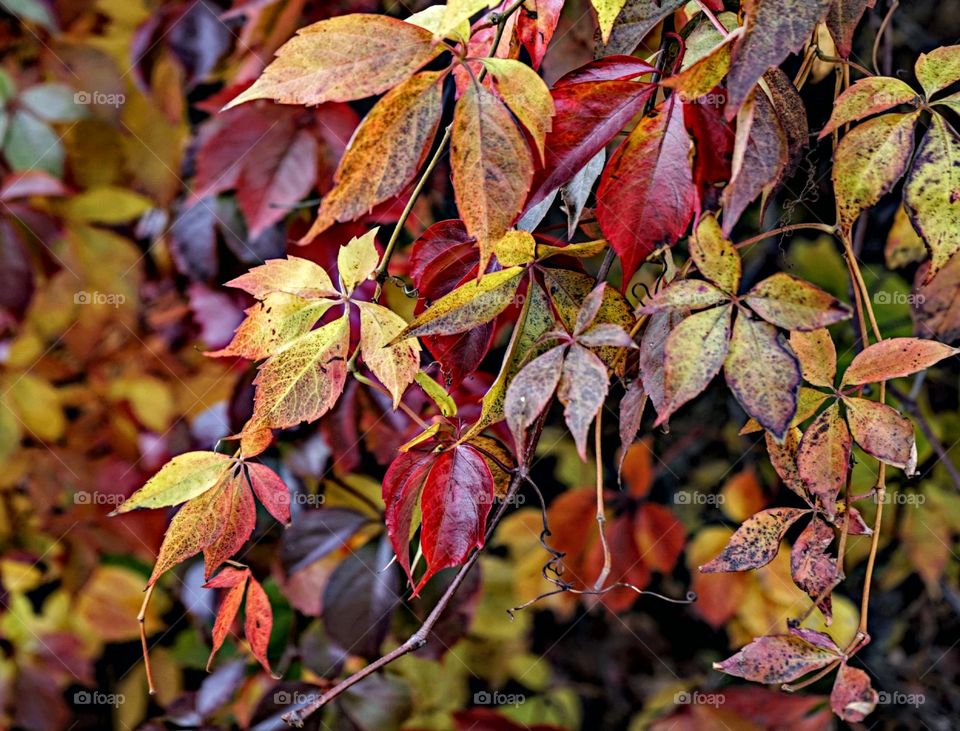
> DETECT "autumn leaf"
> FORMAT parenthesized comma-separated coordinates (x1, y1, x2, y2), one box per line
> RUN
(826, 0, 877, 58)
(743, 273, 851, 331)
(505, 345, 565, 456)
(700, 507, 809, 573)
(224, 15, 441, 108)
(819, 76, 919, 138)
(659, 304, 733, 424)
(796, 401, 850, 518)
(395, 267, 525, 340)
(843, 396, 916, 470)
(338, 229, 380, 295)
(600, 0, 686, 56)
(789, 329, 837, 388)
(451, 81, 534, 272)
(903, 115, 960, 279)
(790, 516, 837, 621)
(244, 575, 276, 675)
(245, 462, 292, 526)
(222, 256, 337, 299)
(914, 45, 960, 99)
(833, 111, 920, 234)
(689, 214, 741, 294)
(112, 451, 233, 514)
(357, 301, 421, 408)
(558, 342, 610, 460)
(591, 0, 629, 43)
(831, 663, 878, 722)
(480, 59, 555, 161)
(205, 567, 249, 671)
(726, 0, 832, 115)
(639, 280, 730, 314)
(304, 71, 444, 239)
(596, 95, 695, 285)
(724, 315, 802, 439)
(840, 337, 957, 386)
(249, 313, 351, 431)
(714, 631, 839, 683)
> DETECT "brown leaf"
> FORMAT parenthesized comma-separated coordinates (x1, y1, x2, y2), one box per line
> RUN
(790, 517, 836, 622)
(797, 401, 850, 518)
(843, 396, 916, 469)
(714, 632, 839, 683)
(789, 329, 837, 388)
(830, 663, 878, 722)
(700, 507, 809, 573)
(558, 343, 610, 460)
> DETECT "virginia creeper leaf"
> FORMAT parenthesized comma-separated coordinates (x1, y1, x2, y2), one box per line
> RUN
(690, 213, 741, 294)
(244, 575, 276, 675)
(790, 516, 836, 621)
(245, 462, 292, 526)
(596, 95, 696, 285)
(766, 427, 808, 500)
(205, 567, 249, 671)
(819, 76, 919, 138)
(789, 329, 837, 387)
(843, 396, 916, 469)
(600, 0, 686, 56)
(659, 304, 733, 423)
(743, 273, 851, 331)
(481, 58, 555, 161)
(903, 115, 960, 280)
(700, 507, 809, 573)
(558, 342, 610, 460)
(639, 280, 730, 313)
(338, 229, 380, 295)
(914, 45, 960, 99)
(831, 663, 879, 722)
(112, 451, 233, 514)
(202, 472, 257, 580)
(724, 315, 802, 439)
(223, 256, 336, 300)
(395, 266, 524, 340)
(591, 0, 629, 43)
(826, 0, 877, 58)
(505, 345, 566, 456)
(305, 72, 444, 238)
(726, 0, 832, 116)
(280, 508, 369, 574)
(833, 111, 920, 234)
(357, 301, 421, 408)
(841, 337, 958, 386)
(796, 401, 850, 518)
(224, 15, 441, 108)
(451, 82, 534, 272)
(715, 633, 839, 683)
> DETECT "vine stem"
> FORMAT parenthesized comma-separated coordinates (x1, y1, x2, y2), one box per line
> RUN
(591, 410, 612, 594)
(138, 583, 157, 695)
(734, 222, 837, 250)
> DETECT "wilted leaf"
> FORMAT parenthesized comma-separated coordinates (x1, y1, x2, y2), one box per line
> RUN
(639, 279, 730, 313)
(714, 632, 839, 683)
(601, 0, 686, 56)
(205, 567, 249, 670)
(826, 0, 877, 58)
(830, 663, 878, 722)
(244, 575, 276, 675)
(790, 517, 836, 621)
(700, 507, 809, 573)
(558, 342, 610, 459)
(225, 15, 441, 107)
(797, 401, 850, 517)
(505, 345, 565, 456)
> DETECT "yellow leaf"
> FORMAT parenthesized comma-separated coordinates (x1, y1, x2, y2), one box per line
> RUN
(112, 451, 233, 514)
(432, 0, 498, 40)
(250, 313, 351, 430)
(5, 373, 65, 442)
(108, 375, 175, 433)
(225, 15, 441, 108)
(357, 301, 421, 407)
(414, 372, 458, 417)
(689, 213, 741, 294)
(914, 45, 960, 99)
(405, 5, 470, 42)
(62, 185, 152, 223)
(494, 230, 537, 266)
(591, 0, 629, 43)
(451, 82, 534, 273)
(76, 566, 168, 642)
(481, 58, 555, 161)
(338, 229, 380, 295)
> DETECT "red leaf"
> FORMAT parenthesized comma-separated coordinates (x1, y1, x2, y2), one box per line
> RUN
(204, 567, 249, 671)
(418, 445, 494, 593)
(552, 57, 657, 87)
(790, 517, 837, 622)
(841, 337, 958, 386)
(826, 0, 877, 58)
(203, 473, 257, 579)
(683, 90, 735, 214)
(383, 448, 438, 581)
(635, 503, 685, 574)
(796, 401, 851, 518)
(244, 575, 275, 676)
(597, 95, 696, 286)
(700, 507, 809, 573)
(830, 662, 878, 721)
(515, 0, 565, 70)
(526, 79, 655, 210)
(245, 462, 291, 526)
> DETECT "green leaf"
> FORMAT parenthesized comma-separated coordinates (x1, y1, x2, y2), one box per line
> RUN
(819, 76, 919, 138)
(658, 304, 733, 423)
(112, 451, 234, 514)
(903, 115, 960, 280)
(4, 110, 63, 177)
(743, 273, 851, 331)
(914, 45, 960, 99)
(833, 111, 920, 234)
(395, 266, 525, 340)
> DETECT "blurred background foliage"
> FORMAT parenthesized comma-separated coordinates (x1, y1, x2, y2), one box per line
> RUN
(0, 0, 957, 729)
